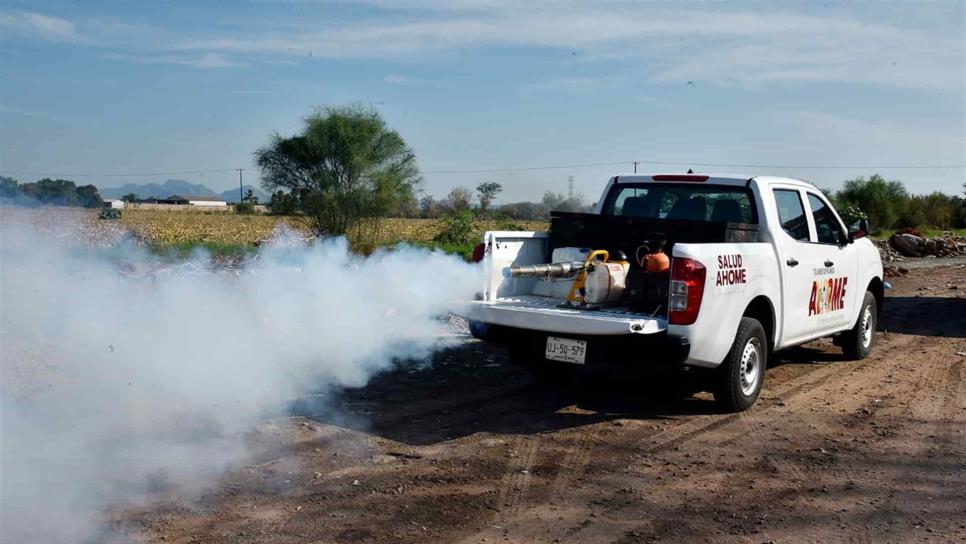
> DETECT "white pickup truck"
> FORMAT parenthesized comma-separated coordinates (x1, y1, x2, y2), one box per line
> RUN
(460, 173, 884, 411)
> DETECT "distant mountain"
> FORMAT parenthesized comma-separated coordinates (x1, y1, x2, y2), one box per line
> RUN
(219, 185, 269, 204)
(97, 179, 218, 200)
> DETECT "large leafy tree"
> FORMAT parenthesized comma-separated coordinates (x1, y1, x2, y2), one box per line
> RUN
(836, 174, 908, 230)
(255, 105, 420, 236)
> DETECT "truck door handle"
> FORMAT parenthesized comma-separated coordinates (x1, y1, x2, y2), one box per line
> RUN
(786, 258, 799, 267)
(824, 260, 834, 267)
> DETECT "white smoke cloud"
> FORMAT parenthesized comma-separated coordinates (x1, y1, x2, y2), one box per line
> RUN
(0, 219, 481, 542)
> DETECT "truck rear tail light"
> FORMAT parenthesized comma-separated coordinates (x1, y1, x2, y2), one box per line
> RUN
(471, 243, 486, 263)
(669, 257, 706, 325)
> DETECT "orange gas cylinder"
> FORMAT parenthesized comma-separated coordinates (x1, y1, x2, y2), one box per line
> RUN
(646, 243, 670, 273)
(637, 239, 670, 272)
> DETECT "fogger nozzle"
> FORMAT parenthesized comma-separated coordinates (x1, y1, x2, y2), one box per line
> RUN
(503, 261, 586, 279)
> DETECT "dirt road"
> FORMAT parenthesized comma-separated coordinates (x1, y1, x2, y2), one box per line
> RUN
(128, 264, 965, 544)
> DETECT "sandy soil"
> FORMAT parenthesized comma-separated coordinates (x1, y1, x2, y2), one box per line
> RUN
(124, 263, 965, 544)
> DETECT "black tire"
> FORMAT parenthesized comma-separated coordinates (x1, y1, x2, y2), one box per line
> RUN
(468, 320, 492, 341)
(841, 291, 877, 360)
(713, 317, 767, 412)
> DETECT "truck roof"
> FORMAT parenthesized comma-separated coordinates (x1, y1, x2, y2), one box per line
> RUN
(613, 173, 819, 191)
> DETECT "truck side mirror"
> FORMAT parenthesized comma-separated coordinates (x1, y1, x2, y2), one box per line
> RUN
(847, 219, 869, 243)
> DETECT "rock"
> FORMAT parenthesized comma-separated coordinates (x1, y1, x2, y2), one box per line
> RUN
(890, 234, 923, 257)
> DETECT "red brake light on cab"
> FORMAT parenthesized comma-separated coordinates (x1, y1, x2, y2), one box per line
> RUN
(652, 174, 710, 182)
(471, 243, 486, 263)
(668, 257, 706, 325)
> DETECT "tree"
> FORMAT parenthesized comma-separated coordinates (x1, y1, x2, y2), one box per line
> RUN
(542, 190, 589, 213)
(32, 178, 79, 206)
(243, 188, 259, 205)
(255, 105, 420, 237)
(444, 187, 473, 212)
(1, 176, 19, 198)
(476, 181, 502, 214)
(121, 193, 139, 203)
(75, 185, 103, 208)
(419, 195, 442, 218)
(836, 174, 908, 231)
(269, 190, 299, 215)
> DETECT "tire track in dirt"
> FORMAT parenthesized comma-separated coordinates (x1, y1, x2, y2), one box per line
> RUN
(495, 436, 539, 517)
(639, 358, 856, 454)
(854, 338, 958, 540)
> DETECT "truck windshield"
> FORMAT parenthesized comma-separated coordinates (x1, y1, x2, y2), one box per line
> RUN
(602, 183, 757, 224)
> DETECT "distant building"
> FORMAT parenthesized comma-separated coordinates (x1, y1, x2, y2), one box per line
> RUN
(162, 194, 228, 207)
(102, 198, 125, 209)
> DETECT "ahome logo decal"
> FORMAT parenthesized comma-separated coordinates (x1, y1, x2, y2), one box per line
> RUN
(716, 254, 747, 286)
(808, 276, 847, 315)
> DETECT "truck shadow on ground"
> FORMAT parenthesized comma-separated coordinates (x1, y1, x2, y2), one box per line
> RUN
(293, 337, 856, 447)
(878, 296, 966, 338)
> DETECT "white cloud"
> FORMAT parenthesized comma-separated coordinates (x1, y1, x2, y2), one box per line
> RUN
(103, 52, 246, 69)
(162, 7, 961, 92)
(523, 75, 616, 94)
(3, 5, 962, 92)
(0, 11, 85, 43)
(385, 73, 414, 84)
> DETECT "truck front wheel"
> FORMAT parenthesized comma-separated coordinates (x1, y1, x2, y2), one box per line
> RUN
(714, 317, 767, 412)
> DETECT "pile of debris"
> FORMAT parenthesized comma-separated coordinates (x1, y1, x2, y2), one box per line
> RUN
(874, 239, 904, 262)
(888, 232, 966, 259)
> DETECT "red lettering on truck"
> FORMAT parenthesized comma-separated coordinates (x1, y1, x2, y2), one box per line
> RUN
(715, 254, 747, 286)
(808, 277, 848, 315)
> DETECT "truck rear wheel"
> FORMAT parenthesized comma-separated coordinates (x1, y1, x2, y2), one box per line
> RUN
(714, 317, 766, 412)
(840, 291, 876, 360)
(468, 320, 492, 341)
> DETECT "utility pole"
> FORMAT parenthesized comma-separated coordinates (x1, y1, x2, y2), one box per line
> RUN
(633, 161, 639, 173)
(237, 169, 244, 204)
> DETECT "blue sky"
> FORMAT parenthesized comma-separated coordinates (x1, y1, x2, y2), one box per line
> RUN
(1, 0, 963, 202)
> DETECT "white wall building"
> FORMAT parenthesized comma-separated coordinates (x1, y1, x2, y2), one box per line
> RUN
(165, 195, 229, 207)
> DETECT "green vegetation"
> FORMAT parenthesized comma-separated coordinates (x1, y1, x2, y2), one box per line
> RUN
(255, 105, 420, 238)
(1, 175, 103, 208)
(146, 240, 258, 259)
(831, 175, 964, 232)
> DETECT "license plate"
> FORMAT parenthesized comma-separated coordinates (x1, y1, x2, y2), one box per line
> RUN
(545, 336, 587, 365)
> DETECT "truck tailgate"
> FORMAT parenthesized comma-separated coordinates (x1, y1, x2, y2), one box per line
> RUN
(462, 295, 666, 336)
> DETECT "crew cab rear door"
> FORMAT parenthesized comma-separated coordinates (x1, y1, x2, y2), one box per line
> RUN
(772, 187, 821, 346)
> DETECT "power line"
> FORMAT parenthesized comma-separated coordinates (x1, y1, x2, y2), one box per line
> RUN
(422, 161, 631, 174)
(2, 159, 963, 180)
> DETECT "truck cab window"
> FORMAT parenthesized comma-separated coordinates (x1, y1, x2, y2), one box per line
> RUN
(807, 193, 844, 244)
(604, 184, 756, 223)
(773, 189, 809, 241)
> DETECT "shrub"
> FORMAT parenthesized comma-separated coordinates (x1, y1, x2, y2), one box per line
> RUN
(433, 210, 476, 245)
(235, 202, 255, 215)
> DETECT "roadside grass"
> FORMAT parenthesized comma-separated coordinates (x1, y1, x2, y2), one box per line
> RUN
(145, 240, 258, 259)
